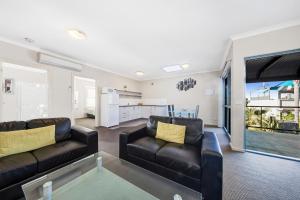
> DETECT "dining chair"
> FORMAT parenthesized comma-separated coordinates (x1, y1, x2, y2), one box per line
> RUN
(168, 104, 175, 117)
(195, 105, 199, 119)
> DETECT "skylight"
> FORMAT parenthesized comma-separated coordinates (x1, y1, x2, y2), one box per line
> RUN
(162, 65, 183, 72)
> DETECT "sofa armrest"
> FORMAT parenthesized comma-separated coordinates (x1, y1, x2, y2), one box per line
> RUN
(119, 124, 147, 159)
(71, 125, 98, 155)
(201, 131, 223, 200)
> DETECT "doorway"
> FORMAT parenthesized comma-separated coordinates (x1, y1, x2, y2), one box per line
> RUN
(245, 49, 300, 160)
(73, 76, 96, 129)
(0, 63, 48, 121)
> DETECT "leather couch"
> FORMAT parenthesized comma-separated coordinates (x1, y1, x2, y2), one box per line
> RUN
(0, 118, 98, 200)
(120, 116, 223, 200)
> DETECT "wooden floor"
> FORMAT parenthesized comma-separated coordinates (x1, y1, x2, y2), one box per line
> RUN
(74, 118, 95, 129)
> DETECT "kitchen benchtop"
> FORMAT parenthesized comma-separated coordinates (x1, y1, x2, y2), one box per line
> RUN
(119, 105, 167, 107)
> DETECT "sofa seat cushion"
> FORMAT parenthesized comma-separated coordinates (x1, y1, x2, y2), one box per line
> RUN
(0, 152, 37, 189)
(156, 143, 201, 179)
(32, 141, 88, 172)
(127, 137, 166, 162)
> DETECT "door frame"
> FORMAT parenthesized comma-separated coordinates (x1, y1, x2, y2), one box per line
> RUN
(0, 62, 3, 121)
(72, 75, 97, 127)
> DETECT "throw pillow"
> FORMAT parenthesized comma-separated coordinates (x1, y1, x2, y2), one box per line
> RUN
(156, 121, 186, 144)
(0, 125, 55, 158)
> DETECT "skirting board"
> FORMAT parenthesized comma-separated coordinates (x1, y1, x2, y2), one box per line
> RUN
(230, 143, 245, 152)
(204, 124, 218, 128)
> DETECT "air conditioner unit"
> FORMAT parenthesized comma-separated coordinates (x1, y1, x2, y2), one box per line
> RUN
(38, 53, 83, 71)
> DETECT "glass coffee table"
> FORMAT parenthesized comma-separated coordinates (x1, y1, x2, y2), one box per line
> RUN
(22, 152, 160, 200)
(22, 152, 201, 200)
(22, 151, 201, 200)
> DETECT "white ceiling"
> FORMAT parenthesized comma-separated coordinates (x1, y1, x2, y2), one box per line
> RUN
(0, 0, 300, 80)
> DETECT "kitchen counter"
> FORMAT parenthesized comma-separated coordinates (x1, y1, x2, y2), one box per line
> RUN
(119, 105, 167, 107)
(119, 105, 168, 122)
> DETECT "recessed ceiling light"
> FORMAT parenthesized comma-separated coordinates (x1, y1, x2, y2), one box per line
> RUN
(162, 65, 183, 72)
(67, 29, 87, 40)
(181, 64, 189, 69)
(136, 71, 144, 76)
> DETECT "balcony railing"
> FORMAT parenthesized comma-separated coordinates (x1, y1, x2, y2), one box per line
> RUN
(246, 105, 300, 134)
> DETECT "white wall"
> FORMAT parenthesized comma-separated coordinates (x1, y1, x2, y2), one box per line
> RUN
(141, 71, 221, 125)
(230, 25, 300, 151)
(0, 41, 141, 124)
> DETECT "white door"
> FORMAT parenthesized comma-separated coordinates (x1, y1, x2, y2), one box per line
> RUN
(1, 63, 48, 121)
(49, 68, 72, 119)
(109, 105, 119, 126)
(19, 82, 48, 120)
(0, 64, 3, 121)
(111, 92, 119, 105)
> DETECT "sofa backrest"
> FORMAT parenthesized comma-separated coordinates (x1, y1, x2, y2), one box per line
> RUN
(172, 117, 204, 145)
(0, 121, 26, 131)
(146, 116, 172, 137)
(26, 118, 71, 142)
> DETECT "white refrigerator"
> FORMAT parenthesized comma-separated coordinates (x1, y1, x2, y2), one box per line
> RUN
(100, 88, 119, 127)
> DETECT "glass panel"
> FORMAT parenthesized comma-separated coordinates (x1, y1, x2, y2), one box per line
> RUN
(245, 80, 300, 159)
(22, 153, 159, 200)
(174, 107, 196, 118)
(52, 168, 158, 200)
(224, 69, 231, 134)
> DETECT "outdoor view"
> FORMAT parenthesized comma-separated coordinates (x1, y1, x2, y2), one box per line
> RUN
(245, 80, 300, 159)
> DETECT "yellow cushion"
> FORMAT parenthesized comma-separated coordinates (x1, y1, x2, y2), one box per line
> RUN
(0, 125, 55, 158)
(156, 121, 186, 144)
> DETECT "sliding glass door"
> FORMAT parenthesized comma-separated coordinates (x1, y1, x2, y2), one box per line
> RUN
(224, 70, 231, 135)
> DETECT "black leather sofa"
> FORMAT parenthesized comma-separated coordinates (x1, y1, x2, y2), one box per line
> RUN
(0, 118, 98, 200)
(120, 116, 223, 200)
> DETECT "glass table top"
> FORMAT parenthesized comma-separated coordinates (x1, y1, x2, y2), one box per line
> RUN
(52, 167, 157, 200)
(174, 109, 196, 118)
(22, 152, 158, 200)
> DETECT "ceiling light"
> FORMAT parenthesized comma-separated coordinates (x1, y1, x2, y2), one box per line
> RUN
(181, 64, 189, 69)
(67, 29, 87, 40)
(136, 71, 144, 76)
(24, 37, 34, 43)
(162, 65, 183, 72)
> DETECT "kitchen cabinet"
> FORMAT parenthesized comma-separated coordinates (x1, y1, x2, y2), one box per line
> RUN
(119, 107, 129, 123)
(119, 105, 167, 123)
(142, 106, 151, 119)
(155, 106, 168, 116)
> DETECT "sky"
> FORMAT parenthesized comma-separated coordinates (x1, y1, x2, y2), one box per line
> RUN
(246, 81, 283, 99)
